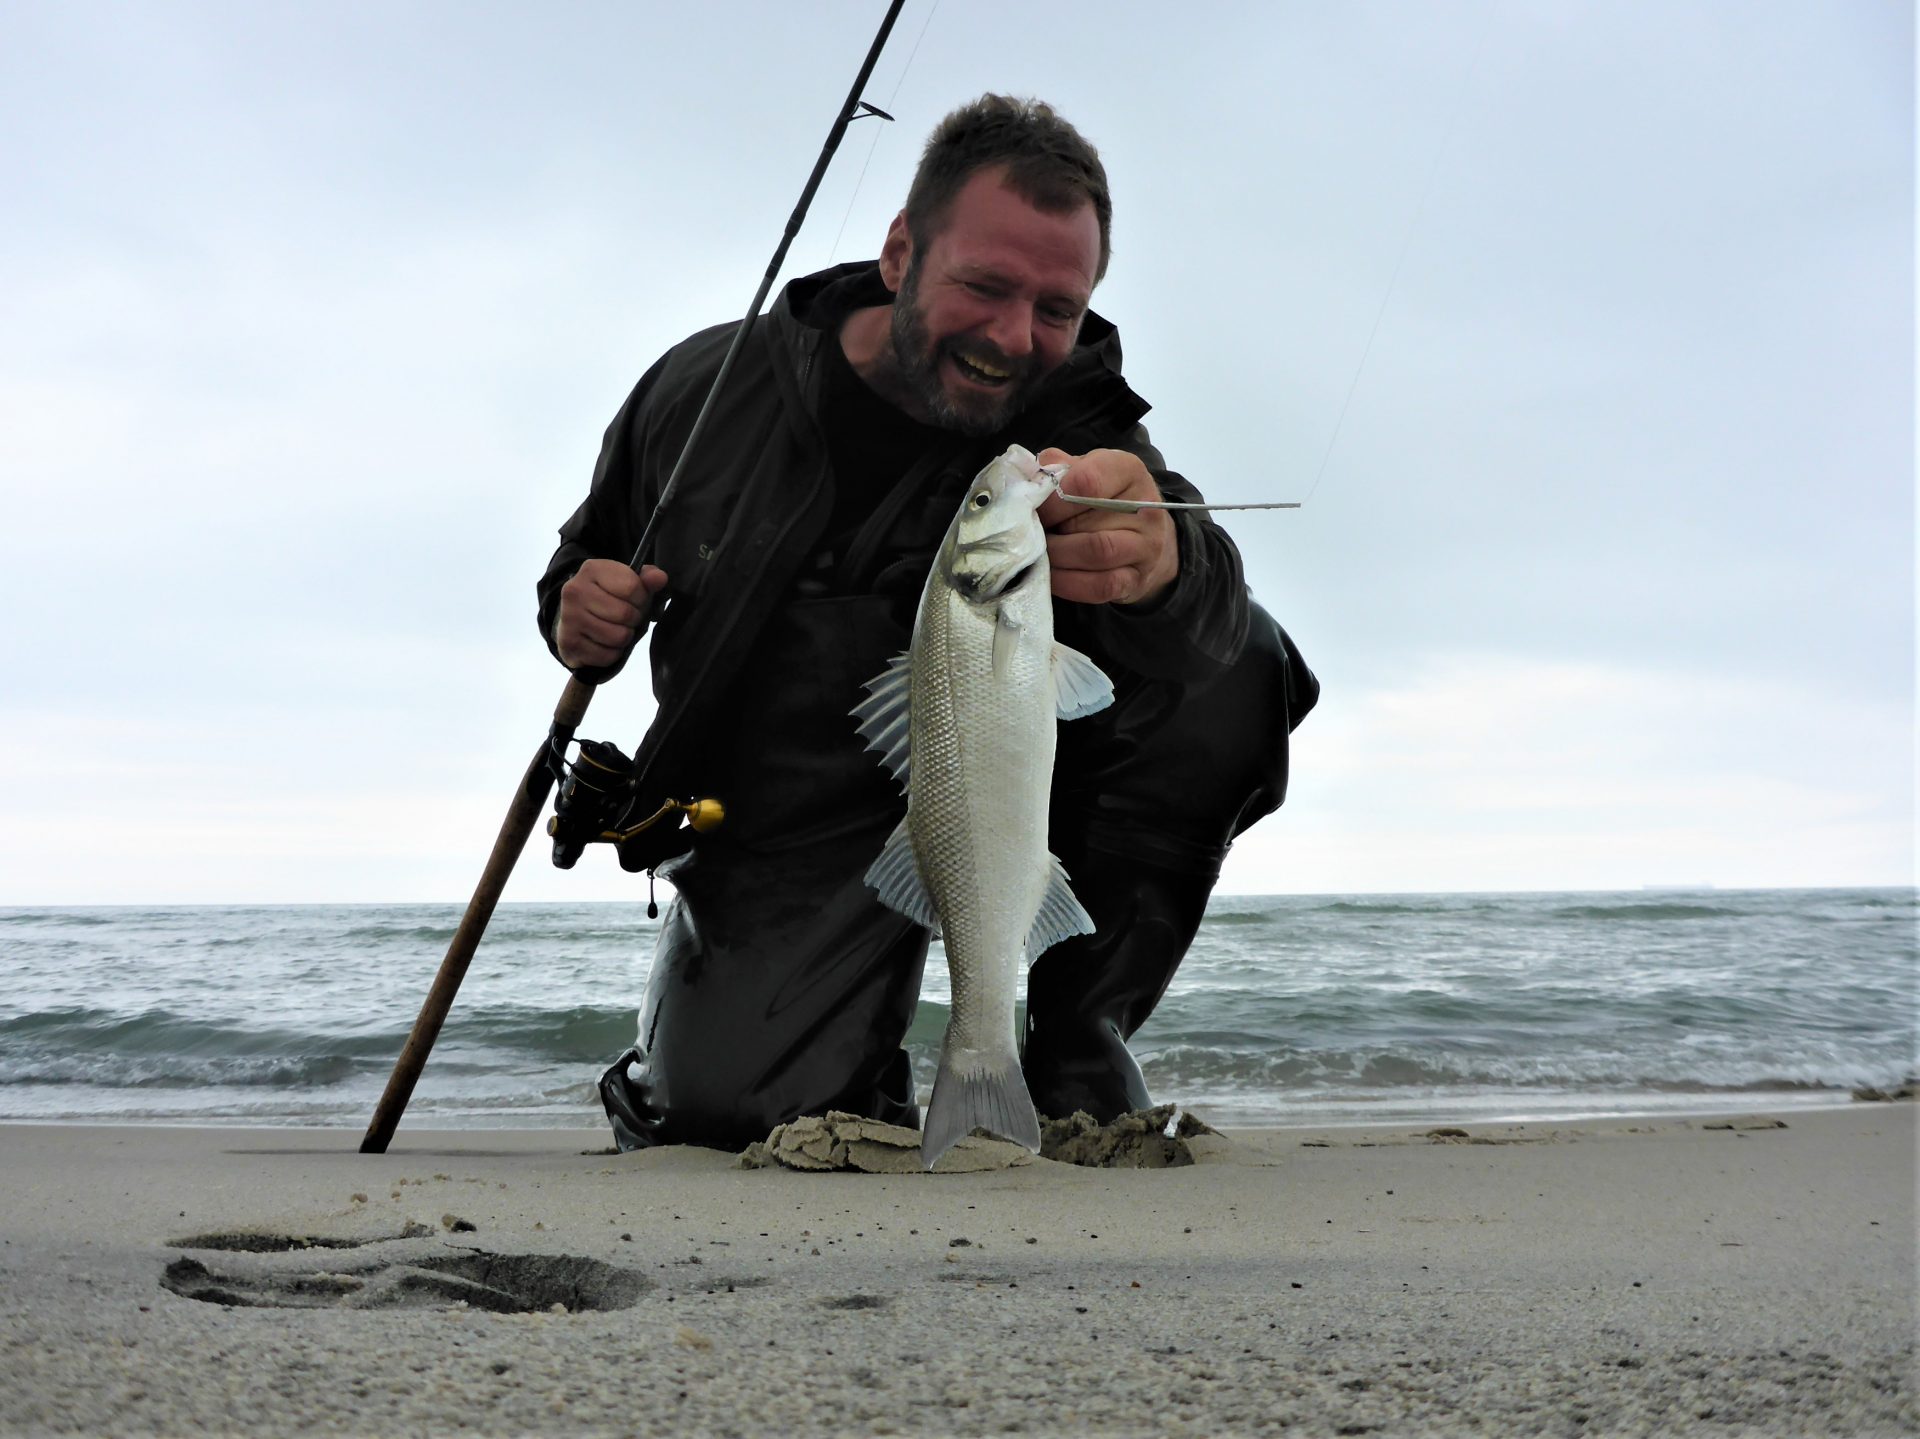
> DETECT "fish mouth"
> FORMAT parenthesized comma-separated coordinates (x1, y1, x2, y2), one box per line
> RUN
(956, 558, 1038, 604)
(999, 559, 1039, 597)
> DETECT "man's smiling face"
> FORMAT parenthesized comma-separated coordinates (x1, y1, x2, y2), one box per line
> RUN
(877, 164, 1102, 435)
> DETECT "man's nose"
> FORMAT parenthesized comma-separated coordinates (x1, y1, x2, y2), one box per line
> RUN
(983, 300, 1035, 358)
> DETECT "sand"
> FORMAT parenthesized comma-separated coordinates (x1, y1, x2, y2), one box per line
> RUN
(0, 1105, 1912, 1437)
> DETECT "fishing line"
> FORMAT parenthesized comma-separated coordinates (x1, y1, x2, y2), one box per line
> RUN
(1300, 56, 1476, 505)
(827, 0, 941, 264)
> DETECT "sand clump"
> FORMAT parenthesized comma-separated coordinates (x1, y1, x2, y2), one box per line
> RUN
(737, 1112, 1034, 1173)
(737, 1104, 1233, 1171)
(1039, 1104, 1232, 1168)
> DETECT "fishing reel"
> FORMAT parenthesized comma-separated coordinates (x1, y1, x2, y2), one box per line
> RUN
(544, 732, 723, 874)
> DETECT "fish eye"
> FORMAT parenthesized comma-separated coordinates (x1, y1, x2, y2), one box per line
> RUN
(971, 491, 991, 509)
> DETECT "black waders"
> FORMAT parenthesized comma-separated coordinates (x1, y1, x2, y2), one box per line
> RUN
(1025, 602, 1317, 1121)
(598, 598, 1314, 1148)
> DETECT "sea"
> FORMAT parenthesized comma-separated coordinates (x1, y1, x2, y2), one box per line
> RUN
(1, 888, 1912, 1133)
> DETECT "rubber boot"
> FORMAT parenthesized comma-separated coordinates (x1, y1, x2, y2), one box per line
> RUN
(1021, 845, 1219, 1121)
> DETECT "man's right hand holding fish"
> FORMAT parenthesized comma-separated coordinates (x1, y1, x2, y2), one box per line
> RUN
(1033, 446, 1181, 608)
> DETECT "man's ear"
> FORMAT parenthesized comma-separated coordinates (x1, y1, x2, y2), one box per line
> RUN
(877, 210, 912, 293)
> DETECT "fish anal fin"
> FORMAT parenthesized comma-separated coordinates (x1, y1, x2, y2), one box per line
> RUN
(1026, 852, 1096, 957)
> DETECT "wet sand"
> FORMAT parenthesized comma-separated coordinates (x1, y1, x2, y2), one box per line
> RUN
(0, 1105, 1912, 1436)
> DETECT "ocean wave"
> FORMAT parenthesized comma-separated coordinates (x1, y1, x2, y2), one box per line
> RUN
(0, 1007, 399, 1058)
(1547, 902, 1747, 921)
(337, 923, 460, 945)
(1197, 910, 1281, 927)
(0, 1004, 643, 1069)
(1135, 1042, 1901, 1095)
(0, 1051, 360, 1090)
(1313, 900, 1452, 916)
(453, 1005, 638, 1060)
(3, 892, 1911, 1126)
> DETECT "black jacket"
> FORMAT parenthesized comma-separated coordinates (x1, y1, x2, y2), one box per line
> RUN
(538, 262, 1255, 846)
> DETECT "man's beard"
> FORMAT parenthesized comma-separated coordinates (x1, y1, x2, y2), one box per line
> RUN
(882, 261, 1044, 437)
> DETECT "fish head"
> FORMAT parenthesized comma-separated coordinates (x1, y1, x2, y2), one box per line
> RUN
(938, 445, 1060, 604)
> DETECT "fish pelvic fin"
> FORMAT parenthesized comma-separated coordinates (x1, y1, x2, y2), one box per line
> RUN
(1029, 851, 1097, 957)
(921, 1043, 1040, 1170)
(1051, 642, 1113, 721)
(863, 817, 940, 936)
(852, 650, 913, 788)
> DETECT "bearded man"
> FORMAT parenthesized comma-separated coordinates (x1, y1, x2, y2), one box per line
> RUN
(539, 95, 1317, 1151)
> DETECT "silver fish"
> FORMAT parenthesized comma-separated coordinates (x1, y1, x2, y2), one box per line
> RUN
(853, 444, 1114, 1169)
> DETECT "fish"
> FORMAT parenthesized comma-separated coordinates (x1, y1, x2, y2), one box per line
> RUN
(853, 443, 1114, 1170)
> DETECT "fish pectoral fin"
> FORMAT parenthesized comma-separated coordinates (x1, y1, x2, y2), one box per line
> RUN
(1050, 642, 1114, 721)
(863, 818, 941, 936)
(992, 605, 1023, 683)
(851, 650, 914, 787)
(1027, 852, 1097, 957)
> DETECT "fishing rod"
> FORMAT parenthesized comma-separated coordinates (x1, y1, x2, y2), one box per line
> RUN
(359, 0, 907, 1155)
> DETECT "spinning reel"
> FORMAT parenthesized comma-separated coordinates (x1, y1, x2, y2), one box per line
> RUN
(544, 731, 723, 875)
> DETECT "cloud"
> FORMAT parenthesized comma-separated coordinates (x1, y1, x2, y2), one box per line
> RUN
(0, 4, 1907, 904)
(1222, 652, 1913, 894)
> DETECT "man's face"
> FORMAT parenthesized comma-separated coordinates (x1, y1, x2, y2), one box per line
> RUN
(879, 165, 1101, 435)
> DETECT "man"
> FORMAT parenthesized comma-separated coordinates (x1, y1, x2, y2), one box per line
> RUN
(539, 96, 1317, 1152)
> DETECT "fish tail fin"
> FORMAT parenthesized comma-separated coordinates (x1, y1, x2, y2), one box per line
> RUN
(920, 1043, 1040, 1170)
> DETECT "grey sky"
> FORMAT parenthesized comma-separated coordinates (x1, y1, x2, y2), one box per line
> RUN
(1, 1, 1910, 902)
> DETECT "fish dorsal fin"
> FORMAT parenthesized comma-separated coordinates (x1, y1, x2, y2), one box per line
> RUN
(864, 817, 941, 936)
(851, 650, 913, 788)
(1051, 642, 1114, 721)
(1027, 852, 1097, 957)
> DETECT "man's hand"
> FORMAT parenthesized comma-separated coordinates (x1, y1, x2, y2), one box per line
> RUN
(555, 559, 668, 670)
(1035, 447, 1179, 606)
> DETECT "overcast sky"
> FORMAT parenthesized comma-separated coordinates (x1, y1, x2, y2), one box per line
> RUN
(1, 1, 1910, 904)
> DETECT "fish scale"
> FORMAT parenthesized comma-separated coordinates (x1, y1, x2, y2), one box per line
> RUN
(910, 566, 1053, 1056)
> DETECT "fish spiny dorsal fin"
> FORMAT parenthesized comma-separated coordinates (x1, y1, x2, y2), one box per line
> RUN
(852, 650, 913, 788)
(1050, 642, 1113, 721)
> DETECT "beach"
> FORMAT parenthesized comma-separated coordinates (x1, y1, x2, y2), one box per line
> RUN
(0, 1105, 1911, 1437)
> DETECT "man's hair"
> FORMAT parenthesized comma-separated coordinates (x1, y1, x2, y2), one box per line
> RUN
(904, 95, 1112, 284)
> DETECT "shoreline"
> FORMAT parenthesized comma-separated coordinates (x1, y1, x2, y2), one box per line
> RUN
(1, 1106, 1912, 1436)
(0, 1087, 1896, 1135)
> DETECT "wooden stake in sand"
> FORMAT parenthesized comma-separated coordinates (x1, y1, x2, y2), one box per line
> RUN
(358, 0, 908, 1154)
